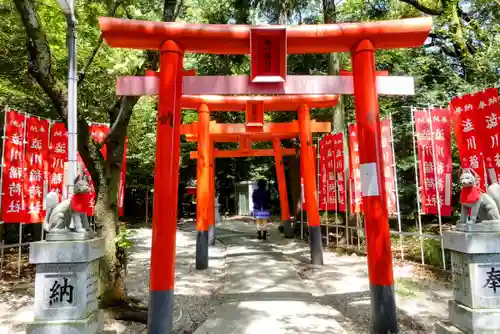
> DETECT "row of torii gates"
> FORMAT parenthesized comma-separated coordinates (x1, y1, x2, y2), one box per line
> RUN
(100, 16, 432, 334)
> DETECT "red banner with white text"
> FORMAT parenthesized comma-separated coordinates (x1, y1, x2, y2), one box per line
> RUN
(476, 88, 500, 184)
(88, 124, 110, 216)
(450, 94, 487, 189)
(348, 124, 363, 213)
(24, 117, 49, 223)
(332, 133, 346, 212)
(47, 122, 67, 199)
(381, 119, 397, 216)
(1, 111, 26, 222)
(319, 135, 336, 211)
(88, 124, 127, 216)
(414, 108, 453, 216)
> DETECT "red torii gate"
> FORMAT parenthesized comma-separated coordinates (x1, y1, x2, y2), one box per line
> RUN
(182, 114, 332, 249)
(100, 16, 432, 334)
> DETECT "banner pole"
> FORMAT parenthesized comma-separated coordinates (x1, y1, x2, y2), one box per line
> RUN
(343, 132, 349, 248)
(427, 105, 446, 270)
(411, 107, 425, 265)
(389, 113, 404, 260)
(41, 120, 53, 241)
(334, 134, 339, 246)
(0, 109, 8, 225)
(300, 182, 304, 241)
(317, 136, 322, 246)
(0, 109, 8, 271)
(18, 114, 28, 278)
(0, 240, 3, 279)
(323, 136, 329, 247)
(18, 223, 23, 277)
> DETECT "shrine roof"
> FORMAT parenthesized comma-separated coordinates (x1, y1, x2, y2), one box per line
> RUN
(99, 17, 432, 54)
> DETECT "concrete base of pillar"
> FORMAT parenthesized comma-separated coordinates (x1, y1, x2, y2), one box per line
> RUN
(309, 226, 323, 265)
(370, 284, 398, 334)
(283, 220, 294, 239)
(196, 231, 209, 270)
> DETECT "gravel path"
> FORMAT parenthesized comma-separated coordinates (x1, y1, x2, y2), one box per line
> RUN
(0, 220, 453, 334)
(280, 238, 451, 333)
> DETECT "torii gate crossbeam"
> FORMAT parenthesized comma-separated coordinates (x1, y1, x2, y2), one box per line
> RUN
(100, 16, 432, 334)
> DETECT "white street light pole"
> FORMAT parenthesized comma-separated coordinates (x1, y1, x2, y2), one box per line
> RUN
(57, 0, 78, 198)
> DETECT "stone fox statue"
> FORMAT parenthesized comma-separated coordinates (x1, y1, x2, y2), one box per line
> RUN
(459, 169, 500, 224)
(43, 175, 91, 233)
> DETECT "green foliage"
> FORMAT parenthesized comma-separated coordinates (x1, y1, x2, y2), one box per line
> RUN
(115, 224, 135, 249)
(3, 0, 500, 233)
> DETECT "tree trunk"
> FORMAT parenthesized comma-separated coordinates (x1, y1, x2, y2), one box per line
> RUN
(97, 96, 138, 306)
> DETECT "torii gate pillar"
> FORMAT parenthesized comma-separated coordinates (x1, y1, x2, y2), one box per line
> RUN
(298, 104, 323, 265)
(352, 39, 397, 333)
(148, 40, 184, 334)
(272, 138, 293, 238)
(195, 104, 211, 270)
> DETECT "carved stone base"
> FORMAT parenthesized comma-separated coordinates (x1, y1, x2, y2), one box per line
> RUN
(46, 230, 94, 242)
(26, 309, 103, 334)
(435, 321, 467, 334)
(457, 221, 500, 232)
(449, 300, 500, 333)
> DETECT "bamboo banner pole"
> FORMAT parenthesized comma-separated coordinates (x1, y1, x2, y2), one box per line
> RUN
(427, 105, 446, 270)
(389, 113, 404, 260)
(18, 115, 28, 277)
(0, 108, 8, 278)
(334, 133, 339, 246)
(411, 107, 425, 265)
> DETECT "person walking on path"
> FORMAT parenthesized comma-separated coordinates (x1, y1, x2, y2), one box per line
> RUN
(252, 179, 271, 240)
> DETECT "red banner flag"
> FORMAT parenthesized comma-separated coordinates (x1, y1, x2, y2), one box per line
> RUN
(1, 111, 26, 222)
(320, 134, 337, 211)
(414, 108, 453, 216)
(319, 135, 336, 211)
(332, 133, 346, 212)
(88, 123, 127, 216)
(87, 124, 110, 216)
(381, 119, 397, 216)
(476, 88, 500, 184)
(48, 122, 67, 199)
(24, 117, 50, 223)
(451, 94, 487, 189)
(348, 124, 363, 213)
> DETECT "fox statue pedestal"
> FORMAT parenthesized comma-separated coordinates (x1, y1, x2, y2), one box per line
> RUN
(435, 227, 500, 334)
(26, 238, 105, 334)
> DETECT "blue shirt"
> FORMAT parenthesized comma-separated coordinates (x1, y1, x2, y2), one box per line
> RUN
(252, 188, 270, 211)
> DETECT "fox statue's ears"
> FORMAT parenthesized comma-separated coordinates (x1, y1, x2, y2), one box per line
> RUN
(74, 174, 89, 183)
(459, 168, 470, 177)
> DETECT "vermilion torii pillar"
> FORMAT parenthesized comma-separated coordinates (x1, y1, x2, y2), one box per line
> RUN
(100, 16, 432, 334)
(195, 104, 211, 269)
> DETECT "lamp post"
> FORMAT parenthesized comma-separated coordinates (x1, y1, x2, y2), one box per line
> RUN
(57, 0, 78, 198)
